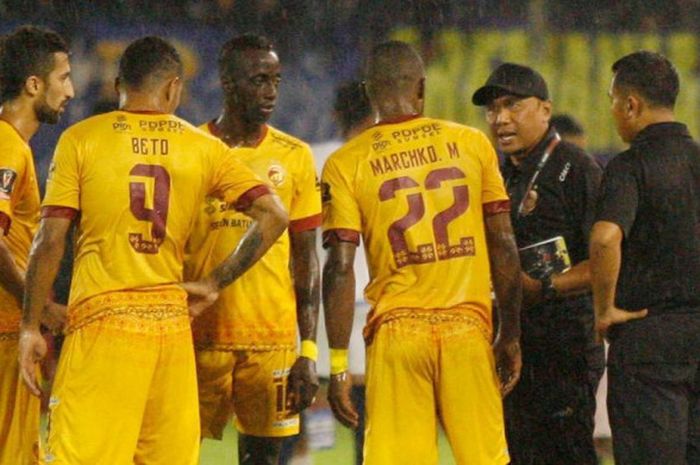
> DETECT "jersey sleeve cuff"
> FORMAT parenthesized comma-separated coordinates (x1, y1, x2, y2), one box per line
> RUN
(483, 199, 511, 216)
(322, 228, 360, 248)
(289, 213, 322, 233)
(233, 185, 272, 212)
(0, 212, 11, 235)
(41, 206, 79, 220)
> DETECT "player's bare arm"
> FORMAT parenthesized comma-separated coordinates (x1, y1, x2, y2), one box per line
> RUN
(183, 193, 288, 317)
(287, 228, 320, 413)
(0, 228, 26, 306)
(589, 221, 647, 338)
(322, 240, 359, 429)
(484, 211, 523, 396)
(18, 216, 71, 396)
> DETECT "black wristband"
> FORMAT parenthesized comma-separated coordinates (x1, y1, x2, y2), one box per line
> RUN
(540, 275, 557, 301)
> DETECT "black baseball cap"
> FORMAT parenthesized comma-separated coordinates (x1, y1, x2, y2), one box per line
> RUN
(472, 63, 549, 106)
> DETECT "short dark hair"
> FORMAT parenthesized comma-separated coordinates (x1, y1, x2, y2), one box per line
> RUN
(218, 34, 274, 83)
(551, 114, 584, 137)
(334, 81, 371, 136)
(612, 51, 679, 109)
(0, 25, 68, 102)
(118, 36, 182, 90)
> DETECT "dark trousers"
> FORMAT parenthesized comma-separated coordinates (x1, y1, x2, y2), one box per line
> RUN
(504, 347, 603, 465)
(608, 361, 700, 465)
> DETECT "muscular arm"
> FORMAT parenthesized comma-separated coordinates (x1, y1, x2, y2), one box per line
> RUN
(484, 211, 523, 396)
(323, 240, 359, 427)
(290, 228, 320, 341)
(323, 241, 357, 351)
(0, 230, 25, 305)
(589, 221, 646, 335)
(485, 212, 522, 342)
(19, 216, 71, 395)
(287, 228, 321, 413)
(184, 193, 289, 316)
(210, 193, 288, 289)
(22, 217, 70, 329)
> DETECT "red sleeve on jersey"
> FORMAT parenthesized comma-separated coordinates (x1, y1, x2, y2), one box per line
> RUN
(483, 200, 511, 216)
(322, 228, 360, 248)
(41, 206, 79, 220)
(289, 213, 322, 233)
(233, 185, 272, 212)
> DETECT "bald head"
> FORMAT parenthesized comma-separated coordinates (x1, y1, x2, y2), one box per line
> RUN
(364, 41, 425, 102)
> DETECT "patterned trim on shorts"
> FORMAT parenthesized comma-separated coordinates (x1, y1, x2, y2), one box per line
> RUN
(66, 289, 187, 333)
(194, 342, 297, 352)
(363, 307, 492, 345)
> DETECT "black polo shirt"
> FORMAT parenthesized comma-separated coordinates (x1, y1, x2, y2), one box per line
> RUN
(502, 127, 602, 265)
(596, 122, 700, 314)
(502, 127, 603, 358)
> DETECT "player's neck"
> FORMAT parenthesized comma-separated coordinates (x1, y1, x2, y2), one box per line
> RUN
(119, 92, 171, 115)
(214, 113, 265, 148)
(0, 100, 40, 142)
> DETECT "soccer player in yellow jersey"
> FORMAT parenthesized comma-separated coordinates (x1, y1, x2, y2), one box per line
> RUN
(184, 34, 321, 465)
(0, 26, 73, 465)
(17, 36, 288, 465)
(322, 41, 523, 465)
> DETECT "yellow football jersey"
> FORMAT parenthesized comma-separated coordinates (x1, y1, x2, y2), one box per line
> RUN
(321, 116, 509, 331)
(185, 123, 321, 349)
(0, 121, 40, 334)
(42, 111, 268, 317)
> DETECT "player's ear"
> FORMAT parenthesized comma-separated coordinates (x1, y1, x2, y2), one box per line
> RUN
(24, 75, 42, 98)
(417, 77, 425, 100)
(165, 76, 183, 112)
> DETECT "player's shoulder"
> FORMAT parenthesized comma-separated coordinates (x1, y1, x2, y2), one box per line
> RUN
(428, 117, 488, 140)
(0, 121, 29, 153)
(266, 125, 311, 154)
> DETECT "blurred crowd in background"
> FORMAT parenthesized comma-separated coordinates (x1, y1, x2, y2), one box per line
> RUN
(3, 0, 700, 187)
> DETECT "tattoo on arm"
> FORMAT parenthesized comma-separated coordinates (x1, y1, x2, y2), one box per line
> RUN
(323, 242, 356, 349)
(291, 229, 320, 341)
(211, 227, 263, 289)
(485, 212, 522, 341)
(209, 193, 289, 290)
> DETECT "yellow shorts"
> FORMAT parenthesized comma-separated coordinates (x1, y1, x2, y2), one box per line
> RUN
(45, 310, 199, 465)
(364, 313, 510, 465)
(0, 335, 42, 465)
(196, 348, 299, 439)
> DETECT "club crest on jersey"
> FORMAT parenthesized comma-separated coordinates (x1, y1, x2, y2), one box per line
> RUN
(521, 188, 539, 216)
(0, 168, 17, 200)
(267, 164, 286, 187)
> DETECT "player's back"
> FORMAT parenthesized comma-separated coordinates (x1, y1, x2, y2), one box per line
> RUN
(44, 110, 261, 308)
(322, 116, 509, 326)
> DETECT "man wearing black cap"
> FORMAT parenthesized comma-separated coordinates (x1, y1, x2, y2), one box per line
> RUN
(473, 63, 605, 464)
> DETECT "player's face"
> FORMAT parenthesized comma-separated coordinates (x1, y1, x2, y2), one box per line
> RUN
(34, 52, 74, 124)
(609, 76, 634, 143)
(486, 95, 551, 156)
(229, 50, 281, 125)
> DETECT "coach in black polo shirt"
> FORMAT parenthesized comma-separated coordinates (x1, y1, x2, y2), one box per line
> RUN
(591, 51, 700, 465)
(473, 63, 604, 465)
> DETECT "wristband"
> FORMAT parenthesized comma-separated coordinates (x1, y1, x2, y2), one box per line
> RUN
(329, 348, 349, 375)
(300, 340, 318, 362)
(540, 275, 558, 301)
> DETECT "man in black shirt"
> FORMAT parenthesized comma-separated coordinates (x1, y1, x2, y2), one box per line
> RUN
(591, 51, 700, 465)
(473, 63, 605, 465)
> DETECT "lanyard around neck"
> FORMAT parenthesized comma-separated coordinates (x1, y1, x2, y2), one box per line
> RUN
(512, 132, 561, 218)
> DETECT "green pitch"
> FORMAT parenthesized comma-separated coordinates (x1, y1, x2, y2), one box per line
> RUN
(199, 423, 616, 464)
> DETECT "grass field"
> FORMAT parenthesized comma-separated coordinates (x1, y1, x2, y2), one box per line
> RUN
(200, 422, 615, 465)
